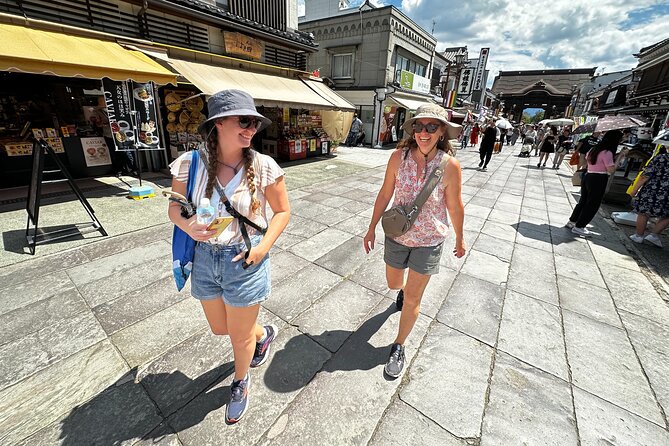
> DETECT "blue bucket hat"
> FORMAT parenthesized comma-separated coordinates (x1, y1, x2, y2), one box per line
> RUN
(198, 89, 271, 137)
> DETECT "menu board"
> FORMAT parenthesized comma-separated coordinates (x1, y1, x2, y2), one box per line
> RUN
(103, 79, 134, 151)
(4, 138, 64, 156)
(131, 82, 162, 149)
(81, 137, 112, 166)
(164, 89, 205, 155)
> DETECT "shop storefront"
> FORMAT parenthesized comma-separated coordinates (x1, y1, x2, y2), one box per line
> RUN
(0, 23, 177, 188)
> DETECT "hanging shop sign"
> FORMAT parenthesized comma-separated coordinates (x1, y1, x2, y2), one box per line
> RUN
(103, 80, 163, 151)
(399, 70, 430, 95)
(224, 31, 264, 61)
(457, 68, 475, 96)
(472, 48, 490, 93)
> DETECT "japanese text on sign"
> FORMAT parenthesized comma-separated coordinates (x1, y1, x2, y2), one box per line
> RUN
(473, 48, 490, 92)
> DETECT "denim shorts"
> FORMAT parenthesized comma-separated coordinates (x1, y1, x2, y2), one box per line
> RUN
(384, 236, 443, 275)
(191, 235, 271, 307)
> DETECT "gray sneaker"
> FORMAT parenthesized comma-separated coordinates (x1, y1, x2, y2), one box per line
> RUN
(250, 325, 278, 368)
(384, 343, 405, 378)
(226, 373, 250, 424)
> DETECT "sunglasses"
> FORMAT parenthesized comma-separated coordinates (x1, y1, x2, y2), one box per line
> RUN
(237, 116, 262, 130)
(412, 122, 441, 134)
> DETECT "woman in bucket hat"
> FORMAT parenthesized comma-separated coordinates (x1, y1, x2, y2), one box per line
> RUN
(363, 103, 466, 379)
(168, 89, 290, 423)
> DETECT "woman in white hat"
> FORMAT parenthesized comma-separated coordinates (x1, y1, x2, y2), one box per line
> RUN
(363, 103, 466, 379)
(168, 89, 290, 423)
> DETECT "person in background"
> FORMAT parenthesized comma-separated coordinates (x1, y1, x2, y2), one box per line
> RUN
(510, 126, 520, 145)
(470, 122, 480, 147)
(498, 127, 507, 151)
(629, 146, 669, 248)
(168, 89, 290, 423)
(567, 130, 624, 236)
(460, 123, 472, 150)
(478, 119, 497, 171)
(363, 103, 465, 379)
(534, 124, 547, 156)
(537, 126, 558, 168)
(552, 127, 572, 169)
(575, 132, 601, 169)
(346, 113, 363, 146)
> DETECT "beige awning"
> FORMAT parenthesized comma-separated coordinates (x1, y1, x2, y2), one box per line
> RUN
(388, 93, 435, 111)
(301, 79, 356, 111)
(168, 59, 337, 110)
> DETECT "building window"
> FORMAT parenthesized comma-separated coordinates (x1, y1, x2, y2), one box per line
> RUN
(333, 53, 353, 79)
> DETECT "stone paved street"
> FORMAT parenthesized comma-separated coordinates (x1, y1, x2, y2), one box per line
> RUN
(1, 145, 669, 445)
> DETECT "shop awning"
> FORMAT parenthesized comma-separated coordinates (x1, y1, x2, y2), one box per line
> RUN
(168, 59, 338, 110)
(301, 79, 356, 111)
(388, 94, 435, 111)
(0, 23, 177, 84)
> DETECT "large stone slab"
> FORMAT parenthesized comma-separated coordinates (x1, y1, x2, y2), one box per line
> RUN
(0, 287, 87, 345)
(292, 280, 384, 352)
(264, 263, 343, 321)
(554, 254, 606, 289)
(460, 249, 509, 286)
(0, 249, 89, 290)
(498, 291, 568, 379)
(80, 224, 172, 261)
(481, 353, 577, 446)
(600, 264, 669, 327)
(369, 399, 468, 445)
(65, 240, 170, 287)
(557, 275, 621, 327)
(256, 302, 429, 446)
(314, 236, 371, 278)
(0, 310, 106, 391)
(111, 298, 208, 367)
(282, 214, 328, 239)
(515, 227, 554, 252)
(169, 325, 331, 446)
(287, 227, 351, 262)
(348, 250, 393, 296)
(268, 250, 310, 286)
(507, 245, 558, 305)
(418, 268, 457, 319)
(401, 323, 494, 438)
(437, 273, 504, 346)
(563, 310, 664, 425)
(472, 232, 515, 262)
(551, 235, 593, 261)
(0, 272, 76, 316)
(588, 239, 641, 272)
(0, 341, 129, 445)
(464, 203, 492, 220)
(480, 220, 517, 242)
(619, 310, 669, 416)
(574, 387, 669, 446)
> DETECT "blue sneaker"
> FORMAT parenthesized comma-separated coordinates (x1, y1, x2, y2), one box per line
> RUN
(250, 325, 278, 368)
(226, 373, 250, 424)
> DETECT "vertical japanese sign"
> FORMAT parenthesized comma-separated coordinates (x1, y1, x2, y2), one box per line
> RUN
(102, 79, 134, 151)
(457, 68, 475, 95)
(472, 48, 490, 93)
(131, 82, 162, 149)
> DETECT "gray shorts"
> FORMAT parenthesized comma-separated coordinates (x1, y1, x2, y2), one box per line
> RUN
(384, 237, 443, 275)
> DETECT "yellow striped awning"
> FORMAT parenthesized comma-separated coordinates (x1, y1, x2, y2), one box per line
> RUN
(0, 23, 177, 84)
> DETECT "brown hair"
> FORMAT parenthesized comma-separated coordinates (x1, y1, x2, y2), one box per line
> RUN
(400, 123, 454, 157)
(203, 119, 260, 214)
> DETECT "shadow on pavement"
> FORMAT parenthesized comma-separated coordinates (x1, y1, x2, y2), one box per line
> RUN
(264, 303, 397, 393)
(2, 224, 101, 255)
(56, 363, 234, 445)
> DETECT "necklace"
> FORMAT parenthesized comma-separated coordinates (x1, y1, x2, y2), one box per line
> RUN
(220, 159, 243, 174)
(417, 146, 436, 179)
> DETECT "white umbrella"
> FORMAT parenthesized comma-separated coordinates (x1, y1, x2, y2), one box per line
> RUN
(545, 118, 575, 126)
(496, 118, 513, 130)
(652, 129, 669, 145)
(537, 119, 551, 125)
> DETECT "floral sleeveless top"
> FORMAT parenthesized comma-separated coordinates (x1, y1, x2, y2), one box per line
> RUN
(391, 149, 450, 247)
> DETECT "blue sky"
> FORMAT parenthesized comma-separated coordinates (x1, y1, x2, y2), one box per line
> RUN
(298, 0, 668, 82)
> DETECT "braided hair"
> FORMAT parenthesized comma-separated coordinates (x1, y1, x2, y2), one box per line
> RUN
(204, 121, 219, 199)
(242, 146, 260, 214)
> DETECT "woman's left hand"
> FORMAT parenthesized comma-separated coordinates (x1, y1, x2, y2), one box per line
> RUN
(453, 239, 466, 258)
(232, 246, 268, 269)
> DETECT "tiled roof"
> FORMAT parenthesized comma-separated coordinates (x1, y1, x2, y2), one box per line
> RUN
(491, 68, 596, 95)
(163, 0, 317, 48)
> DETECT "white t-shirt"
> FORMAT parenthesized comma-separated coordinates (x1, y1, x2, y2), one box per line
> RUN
(169, 149, 285, 245)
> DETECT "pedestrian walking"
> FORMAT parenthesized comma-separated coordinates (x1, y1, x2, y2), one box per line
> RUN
(470, 122, 480, 146)
(537, 126, 558, 168)
(168, 89, 290, 424)
(510, 126, 520, 145)
(478, 119, 497, 171)
(534, 124, 547, 156)
(498, 127, 507, 151)
(574, 132, 600, 169)
(346, 113, 363, 146)
(629, 147, 669, 248)
(362, 103, 466, 379)
(567, 130, 624, 236)
(460, 123, 471, 150)
(552, 128, 572, 169)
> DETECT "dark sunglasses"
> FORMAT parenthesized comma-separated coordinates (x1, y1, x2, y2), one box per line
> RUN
(237, 116, 262, 130)
(412, 122, 441, 134)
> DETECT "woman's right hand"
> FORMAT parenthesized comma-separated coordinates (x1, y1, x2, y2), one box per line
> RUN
(363, 227, 376, 254)
(187, 217, 217, 241)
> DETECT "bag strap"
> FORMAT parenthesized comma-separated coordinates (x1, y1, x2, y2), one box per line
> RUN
(186, 149, 199, 201)
(409, 152, 449, 213)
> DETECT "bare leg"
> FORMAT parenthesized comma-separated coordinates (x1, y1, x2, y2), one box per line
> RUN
(635, 213, 649, 236)
(651, 217, 669, 234)
(200, 298, 229, 335)
(226, 304, 261, 381)
(386, 264, 406, 290)
(394, 269, 431, 345)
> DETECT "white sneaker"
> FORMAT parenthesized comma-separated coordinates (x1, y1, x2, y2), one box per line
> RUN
(629, 233, 645, 244)
(572, 226, 591, 236)
(644, 233, 663, 248)
(565, 221, 575, 229)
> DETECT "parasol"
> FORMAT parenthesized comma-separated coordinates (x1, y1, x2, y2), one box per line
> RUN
(495, 118, 513, 130)
(594, 115, 646, 132)
(545, 118, 575, 126)
(572, 122, 597, 135)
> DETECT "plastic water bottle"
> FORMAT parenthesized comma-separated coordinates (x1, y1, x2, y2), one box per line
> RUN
(196, 198, 215, 225)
